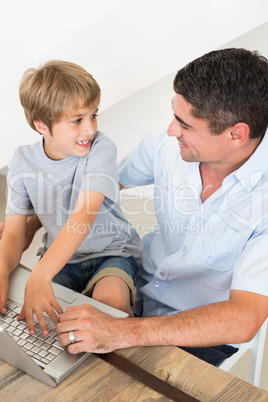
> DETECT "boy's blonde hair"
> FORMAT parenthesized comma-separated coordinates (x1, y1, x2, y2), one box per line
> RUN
(19, 60, 101, 132)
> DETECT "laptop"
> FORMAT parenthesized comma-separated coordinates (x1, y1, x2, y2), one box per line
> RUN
(0, 265, 128, 387)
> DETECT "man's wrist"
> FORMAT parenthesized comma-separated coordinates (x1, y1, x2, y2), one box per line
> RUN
(114, 316, 147, 349)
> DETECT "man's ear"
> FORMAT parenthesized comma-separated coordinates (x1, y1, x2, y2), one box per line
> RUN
(34, 120, 50, 136)
(229, 122, 250, 146)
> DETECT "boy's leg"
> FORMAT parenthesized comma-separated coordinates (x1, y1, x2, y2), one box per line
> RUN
(52, 262, 85, 293)
(82, 256, 139, 316)
(92, 276, 134, 316)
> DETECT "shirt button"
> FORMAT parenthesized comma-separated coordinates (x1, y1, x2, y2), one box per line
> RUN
(160, 272, 164, 277)
(182, 245, 187, 251)
(155, 281, 160, 287)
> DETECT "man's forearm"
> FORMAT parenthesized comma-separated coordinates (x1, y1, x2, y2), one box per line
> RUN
(115, 292, 268, 350)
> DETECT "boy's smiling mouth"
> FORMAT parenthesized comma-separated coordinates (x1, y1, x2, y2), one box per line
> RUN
(77, 139, 91, 148)
(77, 140, 90, 144)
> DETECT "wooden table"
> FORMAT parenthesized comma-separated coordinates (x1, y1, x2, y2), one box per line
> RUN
(0, 345, 267, 401)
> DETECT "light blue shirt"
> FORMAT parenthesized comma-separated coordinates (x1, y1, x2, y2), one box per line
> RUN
(119, 126, 268, 317)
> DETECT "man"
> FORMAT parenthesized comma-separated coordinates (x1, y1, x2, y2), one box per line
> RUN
(4, 48, 268, 366)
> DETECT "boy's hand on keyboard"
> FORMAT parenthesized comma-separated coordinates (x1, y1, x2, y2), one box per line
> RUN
(17, 271, 63, 336)
(0, 268, 9, 314)
(0, 221, 5, 241)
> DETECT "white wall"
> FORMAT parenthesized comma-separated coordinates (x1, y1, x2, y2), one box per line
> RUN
(98, 21, 268, 161)
(0, 0, 267, 170)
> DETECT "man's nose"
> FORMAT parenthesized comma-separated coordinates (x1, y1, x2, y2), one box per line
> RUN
(167, 118, 182, 137)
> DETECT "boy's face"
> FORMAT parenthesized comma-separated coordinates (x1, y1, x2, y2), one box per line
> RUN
(36, 104, 99, 160)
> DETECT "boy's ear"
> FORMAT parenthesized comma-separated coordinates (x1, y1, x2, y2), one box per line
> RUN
(34, 120, 50, 135)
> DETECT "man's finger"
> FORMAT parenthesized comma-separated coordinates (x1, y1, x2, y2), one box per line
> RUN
(58, 304, 97, 322)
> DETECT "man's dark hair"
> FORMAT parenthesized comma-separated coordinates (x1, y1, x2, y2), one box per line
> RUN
(173, 48, 268, 138)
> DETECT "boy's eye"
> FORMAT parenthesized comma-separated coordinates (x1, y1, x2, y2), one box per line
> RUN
(73, 118, 82, 124)
(91, 114, 99, 120)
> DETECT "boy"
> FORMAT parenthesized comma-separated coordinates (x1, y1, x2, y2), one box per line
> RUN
(0, 60, 142, 336)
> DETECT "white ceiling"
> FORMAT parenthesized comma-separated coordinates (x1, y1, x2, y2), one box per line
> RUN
(0, 0, 267, 169)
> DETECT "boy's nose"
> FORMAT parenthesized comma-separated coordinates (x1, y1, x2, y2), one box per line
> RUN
(82, 120, 96, 136)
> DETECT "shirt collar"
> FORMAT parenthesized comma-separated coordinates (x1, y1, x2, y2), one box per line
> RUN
(185, 128, 268, 194)
(232, 128, 268, 191)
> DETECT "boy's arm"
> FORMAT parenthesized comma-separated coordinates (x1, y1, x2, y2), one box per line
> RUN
(0, 214, 27, 313)
(19, 190, 105, 335)
(0, 214, 42, 251)
(24, 215, 42, 250)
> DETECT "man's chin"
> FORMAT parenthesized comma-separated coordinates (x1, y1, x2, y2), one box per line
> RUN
(180, 149, 197, 163)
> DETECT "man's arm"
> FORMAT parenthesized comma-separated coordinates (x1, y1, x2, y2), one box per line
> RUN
(0, 214, 27, 313)
(19, 190, 105, 335)
(57, 289, 268, 354)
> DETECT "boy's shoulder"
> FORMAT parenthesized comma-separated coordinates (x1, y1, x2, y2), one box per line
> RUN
(9, 140, 42, 167)
(89, 132, 117, 161)
(92, 131, 116, 149)
(14, 139, 42, 158)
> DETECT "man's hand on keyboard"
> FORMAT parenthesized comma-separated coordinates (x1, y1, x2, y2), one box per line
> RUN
(17, 270, 63, 336)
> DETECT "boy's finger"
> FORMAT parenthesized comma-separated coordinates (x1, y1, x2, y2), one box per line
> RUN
(24, 307, 38, 335)
(35, 310, 49, 336)
(0, 283, 8, 314)
(17, 305, 26, 320)
(51, 298, 64, 316)
(0, 296, 7, 314)
(46, 306, 60, 328)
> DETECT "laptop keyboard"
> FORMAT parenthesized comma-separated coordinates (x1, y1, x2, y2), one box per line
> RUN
(0, 300, 66, 367)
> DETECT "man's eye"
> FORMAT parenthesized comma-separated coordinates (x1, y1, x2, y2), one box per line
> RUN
(73, 118, 81, 124)
(181, 123, 188, 130)
(91, 114, 99, 119)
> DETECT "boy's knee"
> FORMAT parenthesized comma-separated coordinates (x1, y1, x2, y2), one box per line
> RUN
(92, 280, 133, 316)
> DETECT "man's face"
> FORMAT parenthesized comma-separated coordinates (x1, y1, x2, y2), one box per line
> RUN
(167, 94, 230, 164)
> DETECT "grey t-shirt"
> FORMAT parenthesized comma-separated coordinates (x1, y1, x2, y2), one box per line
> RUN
(6, 132, 142, 263)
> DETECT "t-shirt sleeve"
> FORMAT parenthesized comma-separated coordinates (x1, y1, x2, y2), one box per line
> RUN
(5, 150, 34, 215)
(118, 126, 168, 187)
(80, 133, 119, 203)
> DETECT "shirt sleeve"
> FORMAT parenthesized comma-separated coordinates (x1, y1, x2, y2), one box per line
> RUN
(5, 150, 34, 215)
(119, 125, 168, 187)
(80, 133, 119, 203)
(231, 223, 268, 296)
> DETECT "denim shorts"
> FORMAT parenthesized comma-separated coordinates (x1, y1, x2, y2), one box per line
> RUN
(52, 255, 140, 305)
